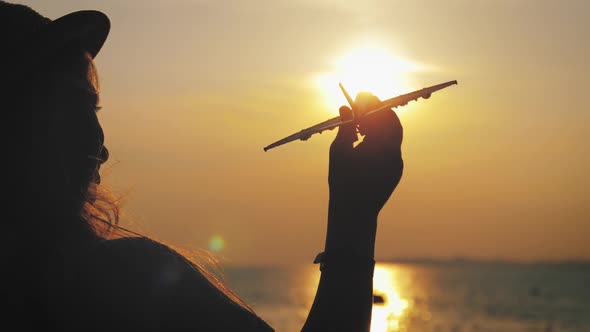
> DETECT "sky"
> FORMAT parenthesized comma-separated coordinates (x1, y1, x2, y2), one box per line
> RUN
(20, 0, 589, 265)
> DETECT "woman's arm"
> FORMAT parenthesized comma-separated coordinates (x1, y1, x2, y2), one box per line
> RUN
(302, 105, 404, 332)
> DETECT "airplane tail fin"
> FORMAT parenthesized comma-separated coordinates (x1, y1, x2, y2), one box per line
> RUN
(339, 82, 355, 109)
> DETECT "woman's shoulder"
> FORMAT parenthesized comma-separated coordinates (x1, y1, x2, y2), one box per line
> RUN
(96, 236, 177, 256)
(85, 236, 211, 294)
(85, 237, 188, 277)
(94, 236, 186, 266)
(81, 237, 274, 331)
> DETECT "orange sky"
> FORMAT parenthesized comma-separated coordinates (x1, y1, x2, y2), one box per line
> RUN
(22, 0, 589, 264)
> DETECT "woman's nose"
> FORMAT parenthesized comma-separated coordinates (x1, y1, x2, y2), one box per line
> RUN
(98, 146, 109, 164)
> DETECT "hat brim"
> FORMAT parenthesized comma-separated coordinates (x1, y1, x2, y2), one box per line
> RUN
(34, 10, 110, 60)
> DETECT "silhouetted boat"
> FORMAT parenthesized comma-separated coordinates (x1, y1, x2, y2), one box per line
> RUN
(373, 292, 387, 305)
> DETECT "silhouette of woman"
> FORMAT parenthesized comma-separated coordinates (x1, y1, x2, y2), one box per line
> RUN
(2, 2, 403, 331)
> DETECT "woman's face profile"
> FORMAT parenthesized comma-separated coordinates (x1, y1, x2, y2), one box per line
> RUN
(40, 53, 109, 186)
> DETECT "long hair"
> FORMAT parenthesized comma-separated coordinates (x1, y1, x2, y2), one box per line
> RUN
(28, 48, 256, 313)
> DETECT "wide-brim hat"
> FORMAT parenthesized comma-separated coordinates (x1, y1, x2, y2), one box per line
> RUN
(0, 1, 110, 79)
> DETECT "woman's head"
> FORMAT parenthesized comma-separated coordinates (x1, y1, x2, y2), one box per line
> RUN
(0, 2, 116, 241)
(28, 48, 117, 240)
(29, 49, 106, 206)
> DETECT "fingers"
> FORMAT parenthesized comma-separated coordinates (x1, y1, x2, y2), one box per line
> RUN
(334, 106, 356, 145)
(359, 109, 403, 150)
(329, 106, 357, 187)
(330, 106, 357, 156)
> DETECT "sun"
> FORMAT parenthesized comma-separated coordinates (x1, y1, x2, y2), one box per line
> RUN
(314, 44, 420, 113)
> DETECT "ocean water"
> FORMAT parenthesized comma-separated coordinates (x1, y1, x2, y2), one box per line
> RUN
(221, 262, 590, 332)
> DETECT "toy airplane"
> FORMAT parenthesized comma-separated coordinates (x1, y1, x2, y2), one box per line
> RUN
(263, 80, 458, 152)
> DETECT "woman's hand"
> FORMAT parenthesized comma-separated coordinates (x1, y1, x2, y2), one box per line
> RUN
(301, 105, 404, 332)
(329, 105, 404, 217)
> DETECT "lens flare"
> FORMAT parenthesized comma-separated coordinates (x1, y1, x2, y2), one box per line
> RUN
(208, 235, 225, 252)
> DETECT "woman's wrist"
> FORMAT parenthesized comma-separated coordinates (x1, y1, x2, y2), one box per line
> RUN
(325, 197, 379, 259)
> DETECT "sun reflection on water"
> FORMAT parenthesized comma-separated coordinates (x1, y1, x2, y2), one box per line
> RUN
(301, 263, 411, 332)
(371, 263, 409, 332)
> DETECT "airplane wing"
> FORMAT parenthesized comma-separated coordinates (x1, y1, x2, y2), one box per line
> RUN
(263, 116, 352, 152)
(368, 80, 457, 116)
(263, 80, 457, 152)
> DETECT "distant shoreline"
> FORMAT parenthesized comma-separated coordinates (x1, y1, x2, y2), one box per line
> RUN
(381, 257, 590, 266)
(221, 259, 590, 269)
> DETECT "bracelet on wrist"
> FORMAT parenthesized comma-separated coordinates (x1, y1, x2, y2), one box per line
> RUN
(313, 251, 375, 276)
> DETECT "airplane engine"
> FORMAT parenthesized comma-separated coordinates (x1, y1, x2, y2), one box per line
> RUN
(423, 93, 431, 99)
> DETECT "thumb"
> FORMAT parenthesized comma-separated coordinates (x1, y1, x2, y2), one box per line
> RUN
(329, 106, 357, 187)
(332, 106, 356, 148)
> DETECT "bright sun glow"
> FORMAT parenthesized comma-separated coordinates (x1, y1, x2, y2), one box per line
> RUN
(314, 44, 421, 112)
(371, 264, 409, 332)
